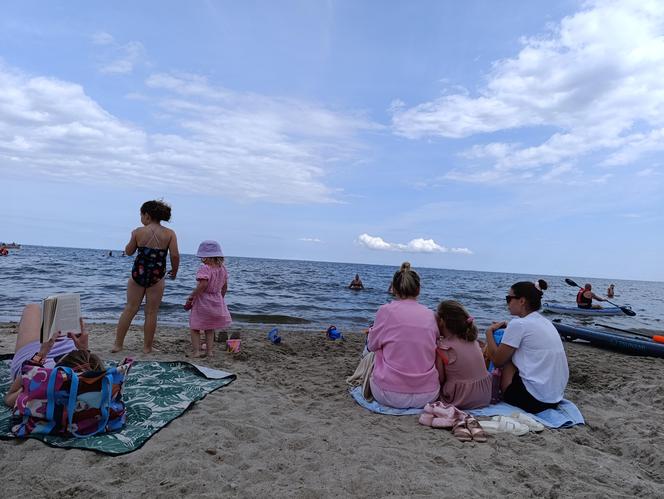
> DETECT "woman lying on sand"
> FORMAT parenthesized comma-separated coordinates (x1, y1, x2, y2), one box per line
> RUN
(4, 304, 105, 407)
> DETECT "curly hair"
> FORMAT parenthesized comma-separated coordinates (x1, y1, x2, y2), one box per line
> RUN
(141, 200, 172, 222)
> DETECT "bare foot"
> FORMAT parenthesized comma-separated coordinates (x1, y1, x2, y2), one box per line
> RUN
(143, 346, 160, 354)
(111, 344, 123, 353)
(192, 351, 206, 358)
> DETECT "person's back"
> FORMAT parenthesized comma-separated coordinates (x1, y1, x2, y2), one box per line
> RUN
(576, 288, 593, 308)
(134, 223, 173, 250)
(435, 301, 491, 409)
(369, 300, 438, 393)
(367, 262, 439, 408)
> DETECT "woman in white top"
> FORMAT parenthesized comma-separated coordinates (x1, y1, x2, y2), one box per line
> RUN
(485, 281, 569, 413)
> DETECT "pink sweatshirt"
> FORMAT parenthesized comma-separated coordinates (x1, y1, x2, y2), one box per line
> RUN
(368, 299, 440, 394)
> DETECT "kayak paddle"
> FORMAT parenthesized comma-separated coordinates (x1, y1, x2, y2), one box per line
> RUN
(595, 323, 664, 344)
(564, 278, 636, 316)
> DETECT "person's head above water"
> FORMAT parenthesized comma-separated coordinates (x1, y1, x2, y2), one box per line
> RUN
(536, 279, 548, 291)
(584, 283, 592, 290)
(391, 261, 420, 299)
(140, 200, 172, 223)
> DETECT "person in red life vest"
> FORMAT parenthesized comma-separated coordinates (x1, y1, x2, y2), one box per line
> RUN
(576, 283, 607, 309)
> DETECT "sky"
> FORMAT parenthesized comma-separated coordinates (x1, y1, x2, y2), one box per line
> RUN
(1, 0, 663, 281)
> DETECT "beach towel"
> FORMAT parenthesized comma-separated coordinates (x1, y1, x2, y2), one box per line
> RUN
(467, 399, 584, 429)
(0, 357, 236, 454)
(349, 386, 422, 415)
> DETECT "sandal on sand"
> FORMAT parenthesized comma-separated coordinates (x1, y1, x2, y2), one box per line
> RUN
(464, 416, 487, 443)
(419, 412, 435, 427)
(509, 412, 545, 432)
(480, 418, 529, 436)
(452, 421, 473, 442)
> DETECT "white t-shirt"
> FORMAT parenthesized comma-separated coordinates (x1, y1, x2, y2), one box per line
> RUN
(502, 311, 569, 403)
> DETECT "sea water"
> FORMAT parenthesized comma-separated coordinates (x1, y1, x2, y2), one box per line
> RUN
(0, 245, 662, 334)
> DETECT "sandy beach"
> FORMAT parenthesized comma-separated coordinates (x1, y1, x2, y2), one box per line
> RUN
(1, 321, 663, 498)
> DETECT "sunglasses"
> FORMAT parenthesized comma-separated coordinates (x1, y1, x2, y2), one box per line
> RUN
(505, 295, 521, 303)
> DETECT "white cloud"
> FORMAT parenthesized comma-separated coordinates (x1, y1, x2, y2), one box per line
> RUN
(92, 31, 115, 46)
(0, 63, 375, 204)
(392, 0, 664, 182)
(99, 41, 146, 75)
(299, 237, 322, 243)
(357, 233, 472, 254)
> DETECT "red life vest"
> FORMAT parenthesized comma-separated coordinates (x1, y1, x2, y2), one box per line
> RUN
(576, 289, 592, 308)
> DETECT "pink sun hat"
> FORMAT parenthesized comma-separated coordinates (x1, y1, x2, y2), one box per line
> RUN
(196, 240, 223, 258)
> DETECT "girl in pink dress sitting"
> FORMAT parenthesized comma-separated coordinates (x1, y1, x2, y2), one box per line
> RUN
(185, 240, 232, 358)
(435, 300, 492, 409)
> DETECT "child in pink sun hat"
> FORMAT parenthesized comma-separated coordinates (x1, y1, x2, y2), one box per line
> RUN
(185, 240, 232, 357)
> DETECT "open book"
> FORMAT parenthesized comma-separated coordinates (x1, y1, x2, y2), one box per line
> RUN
(40, 293, 81, 343)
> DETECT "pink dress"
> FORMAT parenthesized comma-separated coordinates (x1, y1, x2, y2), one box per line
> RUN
(189, 264, 232, 330)
(438, 335, 492, 409)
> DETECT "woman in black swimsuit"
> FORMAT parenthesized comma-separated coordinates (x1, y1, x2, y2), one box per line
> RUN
(112, 200, 180, 354)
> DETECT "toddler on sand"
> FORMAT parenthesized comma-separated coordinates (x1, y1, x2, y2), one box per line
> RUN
(185, 240, 232, 357)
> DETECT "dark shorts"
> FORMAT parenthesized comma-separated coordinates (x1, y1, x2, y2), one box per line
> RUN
(503, 372, 559, 414)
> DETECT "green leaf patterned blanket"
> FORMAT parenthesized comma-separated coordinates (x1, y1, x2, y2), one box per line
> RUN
(0, 357, 236, 455)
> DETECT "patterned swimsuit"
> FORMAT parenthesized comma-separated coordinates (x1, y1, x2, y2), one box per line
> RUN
(131, 228, 168, 288)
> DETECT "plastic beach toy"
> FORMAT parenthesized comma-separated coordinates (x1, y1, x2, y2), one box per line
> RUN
(226, 339, 241, 353)
(268, 327, 281, 345)
(326, 326, 343, 340)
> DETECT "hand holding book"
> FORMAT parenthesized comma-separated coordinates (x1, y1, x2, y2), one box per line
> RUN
(67, 318, 90, 350)
(41, 293, 81, 343)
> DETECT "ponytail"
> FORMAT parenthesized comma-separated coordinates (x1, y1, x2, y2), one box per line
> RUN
(392, 261, 420, 298)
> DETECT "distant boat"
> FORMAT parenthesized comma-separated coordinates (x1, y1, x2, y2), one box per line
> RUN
(1, 242, 21, 249)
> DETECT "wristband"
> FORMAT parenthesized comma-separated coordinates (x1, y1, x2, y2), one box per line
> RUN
(30, 352, 46, 365)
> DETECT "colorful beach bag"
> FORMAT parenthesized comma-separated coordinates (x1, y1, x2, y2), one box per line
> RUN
(12, 359, 133, 438)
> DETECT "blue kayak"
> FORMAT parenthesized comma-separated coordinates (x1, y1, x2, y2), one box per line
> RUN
(542, 303, 626, 316)
(554, 323, 664, 358)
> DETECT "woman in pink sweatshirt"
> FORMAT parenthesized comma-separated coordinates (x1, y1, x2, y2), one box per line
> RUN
(367, 262, 440, 408)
